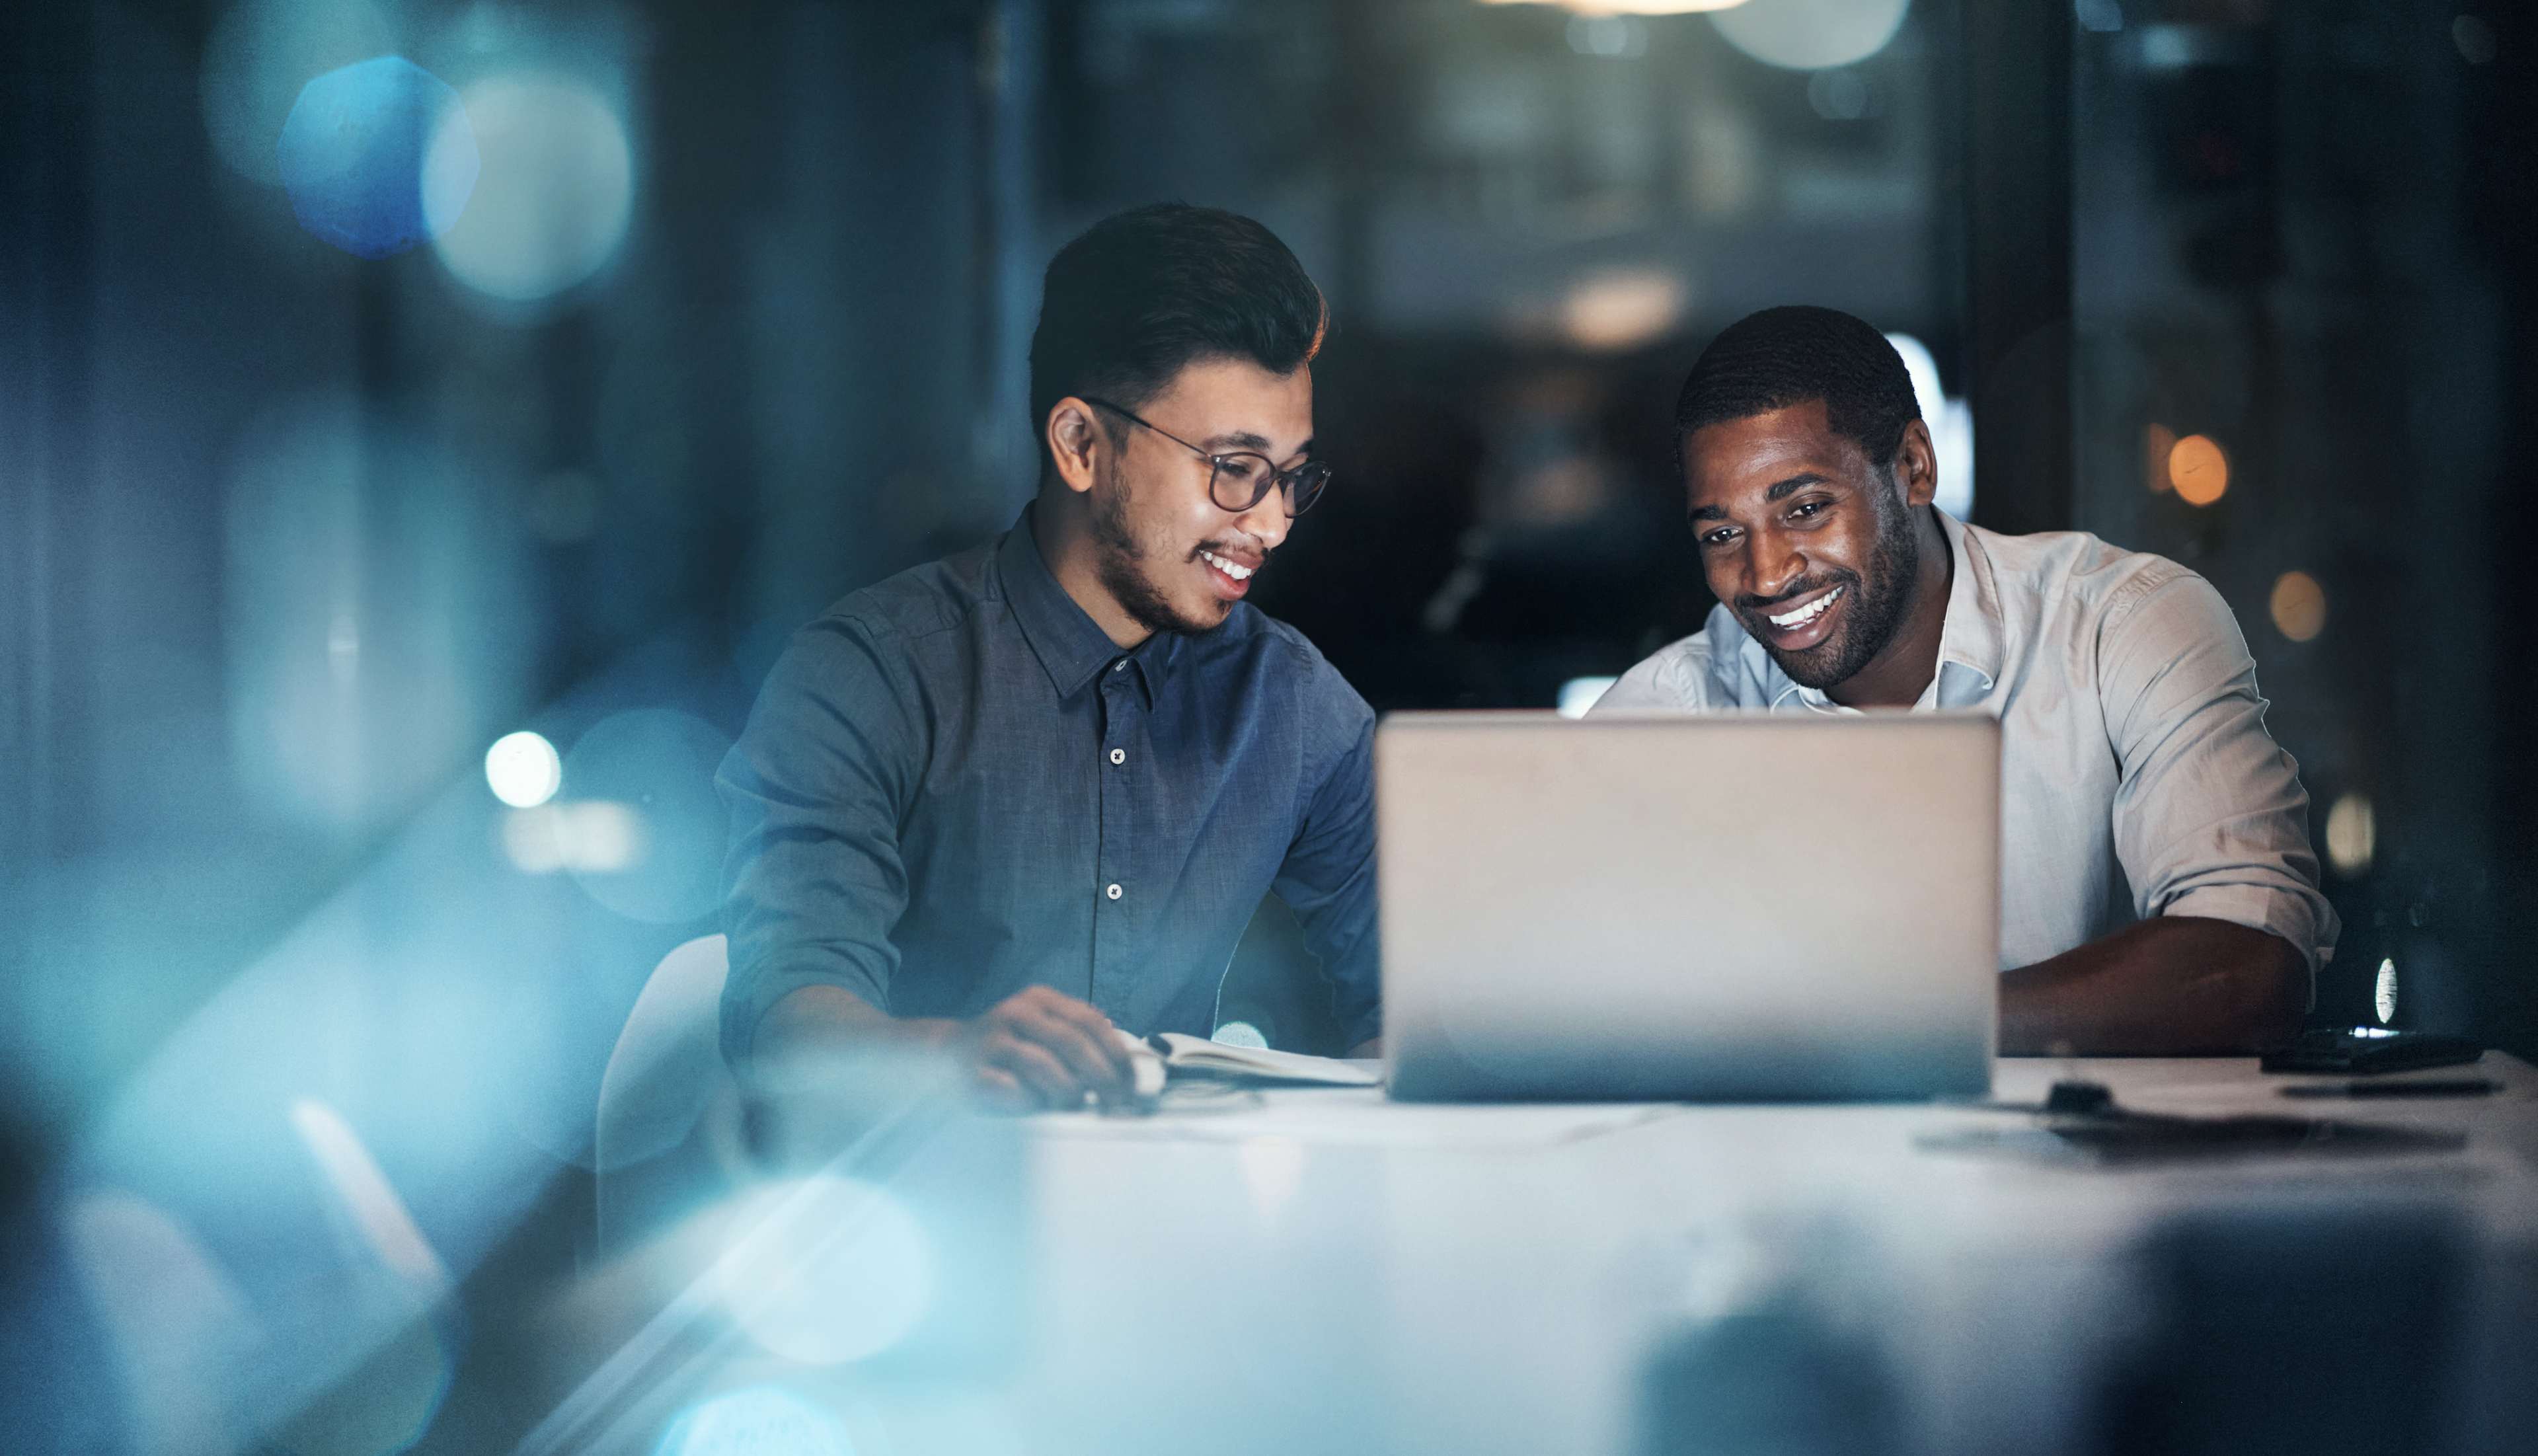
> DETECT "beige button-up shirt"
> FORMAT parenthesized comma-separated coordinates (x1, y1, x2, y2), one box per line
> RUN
(1593, 510, 2338, 975)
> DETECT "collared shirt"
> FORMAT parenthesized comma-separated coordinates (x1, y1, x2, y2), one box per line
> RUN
(716, 508, 1380, 1065)
(1593, 509, 2338, 975)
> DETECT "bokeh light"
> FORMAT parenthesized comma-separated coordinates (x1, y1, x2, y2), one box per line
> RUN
(2325, 792, 2375, 878)
(279, 57, 477, 258)
(428, 73, 634, 303)
(200, 0, 395, 186)
(1711, 0, 1911, 71)
(712, 1176, 935, 1366)
(2269, 570, 2327, 642)
(1806, 69, 1872, 122)
(268, 1319, 455, 1456)
(2167, 433, 2229, 505)
(1885, 332, 1943, 436)
(1559, 266, 1689, 352)
(557, 710, 730, 923)
(658, 1387, 853, 1456)
(1883, 332, 1974, 519)
(500, 801, 643, 874)
(484, 730, 562, 808)
(2453, 16, 2497, 66)
(1557, 676, 1618, 718)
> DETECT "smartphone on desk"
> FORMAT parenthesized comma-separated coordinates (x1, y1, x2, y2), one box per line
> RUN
(2260, 1026, 2484, 1075)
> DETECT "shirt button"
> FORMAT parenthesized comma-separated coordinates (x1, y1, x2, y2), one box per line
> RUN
(1108, 747, 1126, 765)
(1105, 883, 1123, 901)
(1112, 660, 1128, 673)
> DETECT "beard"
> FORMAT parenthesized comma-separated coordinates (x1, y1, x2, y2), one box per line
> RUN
(1089, 459, 1235, 638)
(1744, 477, 1922, 691)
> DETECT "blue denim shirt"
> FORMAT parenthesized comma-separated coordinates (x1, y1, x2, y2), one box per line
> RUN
(717, 508, 1380, 1065)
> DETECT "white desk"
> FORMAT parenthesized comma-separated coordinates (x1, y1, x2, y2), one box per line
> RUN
(996, 1055, 2538, 1456)
(571, 1056, 2538, 1456)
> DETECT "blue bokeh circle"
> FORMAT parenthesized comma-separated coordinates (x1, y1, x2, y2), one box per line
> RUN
(279, 56, 479, 260)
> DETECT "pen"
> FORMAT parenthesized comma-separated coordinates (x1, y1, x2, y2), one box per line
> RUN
(2280, 1078, 2501, 1100)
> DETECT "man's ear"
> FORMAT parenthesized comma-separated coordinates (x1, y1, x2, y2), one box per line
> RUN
(1046, 397, 1104, 497)
(1892, 418, 1939, 509)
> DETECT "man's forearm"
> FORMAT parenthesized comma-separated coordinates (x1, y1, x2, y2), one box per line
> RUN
(1997, 915, 2307, 1055)
(755, 978, 1140, 1124)
(732, 985, 964, 1167)
(753, 983, 958, 1076)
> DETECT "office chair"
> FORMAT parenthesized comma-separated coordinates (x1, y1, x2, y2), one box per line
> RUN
(594, 934, 750, 1254)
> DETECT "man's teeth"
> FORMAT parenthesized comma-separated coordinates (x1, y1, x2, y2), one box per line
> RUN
(1201, 550, 1254, 582)
(1767, 586, 1843, 629)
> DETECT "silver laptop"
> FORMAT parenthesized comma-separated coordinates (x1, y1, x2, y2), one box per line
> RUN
(1379, 711, 1999, 1102)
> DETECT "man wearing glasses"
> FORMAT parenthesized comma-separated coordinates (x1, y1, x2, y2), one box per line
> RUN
(718, 204, 1374, 1112)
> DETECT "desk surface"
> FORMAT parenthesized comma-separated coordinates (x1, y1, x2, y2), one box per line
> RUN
(1010, 1055, 2538, 1456)
(615, 1056, 2538, 1456)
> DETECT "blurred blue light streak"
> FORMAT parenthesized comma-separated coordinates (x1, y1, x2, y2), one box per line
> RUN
(514, 1049, 1019, 1456)
(64, 627, 740, 1447)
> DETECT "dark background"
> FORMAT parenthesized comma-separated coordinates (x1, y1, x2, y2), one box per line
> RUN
(3, 1, 2533, 1447)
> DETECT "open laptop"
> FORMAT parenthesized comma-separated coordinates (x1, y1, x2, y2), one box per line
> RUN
(1378, 711, 1999, 1102)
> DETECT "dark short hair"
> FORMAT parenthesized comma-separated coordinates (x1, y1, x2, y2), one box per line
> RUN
(1674, 305, 1921, 471)
(1027, 204, 1327, 456)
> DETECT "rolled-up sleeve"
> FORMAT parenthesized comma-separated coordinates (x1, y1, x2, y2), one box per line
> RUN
(2099, 569, 2339, 977)
(1275, 666, 1381, 1048)
(716, 613, 921, 1067)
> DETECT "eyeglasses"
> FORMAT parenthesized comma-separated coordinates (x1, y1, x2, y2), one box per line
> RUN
(1081, 397, 1332, 516)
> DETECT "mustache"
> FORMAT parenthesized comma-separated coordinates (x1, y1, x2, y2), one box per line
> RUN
(1187, 538, 1270, 565)
(1735, 566, 1860, 616)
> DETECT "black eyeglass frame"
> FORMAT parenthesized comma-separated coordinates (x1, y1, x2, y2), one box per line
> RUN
(1079, 397, 1332, 516)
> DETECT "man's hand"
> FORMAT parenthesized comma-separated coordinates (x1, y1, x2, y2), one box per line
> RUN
(1998, 916, 2308, 1055)
(956, 985, 1136, 1112)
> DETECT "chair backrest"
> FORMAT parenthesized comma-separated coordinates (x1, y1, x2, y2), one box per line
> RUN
(594, 934, 747, 1252)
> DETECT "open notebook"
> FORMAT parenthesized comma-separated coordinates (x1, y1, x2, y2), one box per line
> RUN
(1116, 1030, 1380, 1092)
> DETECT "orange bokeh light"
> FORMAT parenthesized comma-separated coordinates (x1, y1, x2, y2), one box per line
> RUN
(2270, 570, 2327, 642)
(2169, 434, 2228, 506)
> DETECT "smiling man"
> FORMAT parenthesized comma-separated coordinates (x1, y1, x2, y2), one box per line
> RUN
(718, 205, 1377, 1111)
(1596, 306, 2335, 1054)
